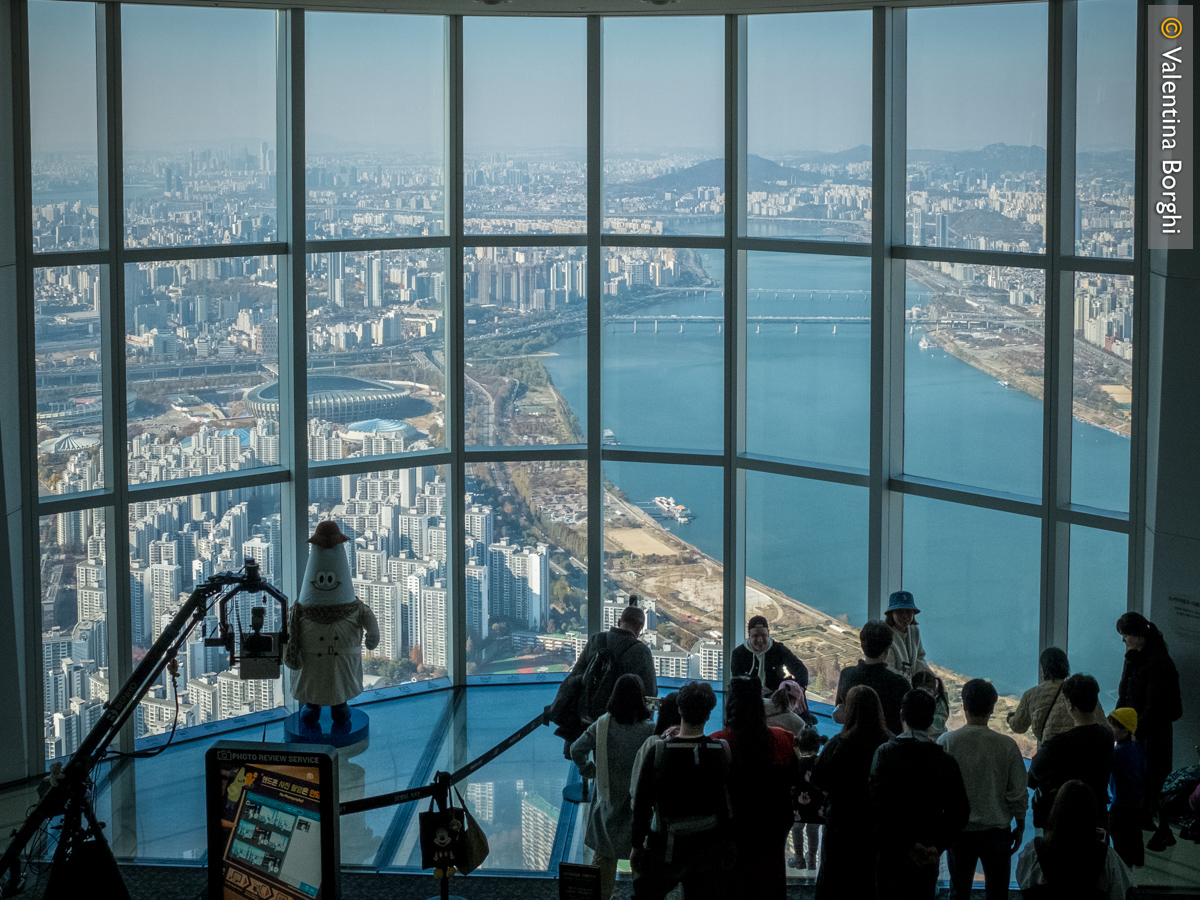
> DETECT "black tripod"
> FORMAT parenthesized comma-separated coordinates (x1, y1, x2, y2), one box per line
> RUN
(0, 563, 289, 899)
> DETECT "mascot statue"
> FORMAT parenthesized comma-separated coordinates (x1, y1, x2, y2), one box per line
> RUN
(284, 520, 380, 732)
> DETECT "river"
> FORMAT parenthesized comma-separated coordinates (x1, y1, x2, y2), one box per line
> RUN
(543, 252, 1131, 700)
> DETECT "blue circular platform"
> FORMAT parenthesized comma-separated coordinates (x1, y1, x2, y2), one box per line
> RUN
(283, 707, 370, 747)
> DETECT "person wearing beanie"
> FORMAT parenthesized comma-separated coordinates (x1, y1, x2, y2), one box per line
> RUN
(1107, 707, 1146, 868)
(730, 615, 809, 694)
(883, 591, 930, 681)
(1116, 611, 1183, 851)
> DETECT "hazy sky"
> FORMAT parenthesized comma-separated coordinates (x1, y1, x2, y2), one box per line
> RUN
(28, 0, 1136, 158)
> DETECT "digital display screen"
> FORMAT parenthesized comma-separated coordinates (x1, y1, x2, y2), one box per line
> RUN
(207, 743, 339, 900)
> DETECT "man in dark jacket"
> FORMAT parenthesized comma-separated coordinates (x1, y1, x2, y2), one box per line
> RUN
(549, 603, 658, 753)
(1027, 673, 1114, 829)
(870, 690, 970, 900)
(730, 615, 808, 694)
(630, 681, 733, 900)
(834, 620, 911, 734)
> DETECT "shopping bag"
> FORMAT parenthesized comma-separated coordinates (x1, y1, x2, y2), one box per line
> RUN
(454, 786, 490, 874)
(419, 792, 466, 871)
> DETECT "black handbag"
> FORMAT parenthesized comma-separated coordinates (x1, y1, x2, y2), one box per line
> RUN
(419, 791, 466, 871)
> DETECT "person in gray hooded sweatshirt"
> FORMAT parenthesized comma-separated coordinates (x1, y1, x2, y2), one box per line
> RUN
(730, 615, 809, 695)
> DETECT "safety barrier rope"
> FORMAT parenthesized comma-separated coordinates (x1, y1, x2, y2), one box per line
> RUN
(338, 706, 551, 816)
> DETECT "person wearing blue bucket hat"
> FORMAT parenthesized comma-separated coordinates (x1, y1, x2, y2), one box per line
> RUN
(885, 590, 929, 681)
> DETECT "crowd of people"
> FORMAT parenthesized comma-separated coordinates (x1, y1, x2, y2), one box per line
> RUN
(553, 594, 1186, 900)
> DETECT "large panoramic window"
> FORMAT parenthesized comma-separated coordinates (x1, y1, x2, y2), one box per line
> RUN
(603, 16, 724, 236)
(20, 11, 1140, 889)
(906, 3, 1048, 254)
(121, 5, 277, 248)
(28, 0, 99, 253)
(745, 12, 872, 243)
(305, 13, 447, 240)
(464, 18, 586, 234)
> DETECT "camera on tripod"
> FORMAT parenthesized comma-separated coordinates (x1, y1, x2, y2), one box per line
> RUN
(205, 558, 290, 681)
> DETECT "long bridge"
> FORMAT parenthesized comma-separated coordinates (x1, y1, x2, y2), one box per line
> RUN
(607, 315, 1043, 329)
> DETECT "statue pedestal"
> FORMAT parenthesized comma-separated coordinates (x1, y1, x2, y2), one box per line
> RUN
(283, 707, 370, 748)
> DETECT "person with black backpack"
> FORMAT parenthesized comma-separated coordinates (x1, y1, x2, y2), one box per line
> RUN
(549, 600, 658, 756)
(629, 680, 734, 900)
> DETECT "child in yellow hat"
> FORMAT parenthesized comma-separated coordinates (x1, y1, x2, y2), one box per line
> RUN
(1108, 707, 1145, 867)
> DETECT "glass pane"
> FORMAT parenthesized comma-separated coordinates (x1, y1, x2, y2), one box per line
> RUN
(306, 249, 447, 460)
(903, 496, 1041, 757)
(122, 5, 276, 247)
(907, 4, 1047, 253)
(308, 465, 448, 686)
(41, 511, 107, 763)
(461, 460, 587, 676)
(125, 256, 279, 484)
(745, 12, 872, 243)
(745, 473, 868, 705)
(29, 0, 99, 252)
(1071, 275, 1132, 511)
(464, 18, 585, 235)
(36, 265, 103, 497)
(745, 253, 870, 468)
(390, 684, 568, 870)
(1075, 0, 1136, 258)
(602, 248, 723, 452)
(129, 485, 282, 738)
(603, 17, 724, 236)
(603, 461, 722, 681)
(306, 13, 446, 240)
(464, 246, 586, 447)
(905, 261, 1045, 497)
(1068, 525, 1128, 707)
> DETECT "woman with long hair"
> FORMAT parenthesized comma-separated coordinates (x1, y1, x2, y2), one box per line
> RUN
(811, 684, 891, 900)
(711, 676, 799, 899)
(1117, 611, 1184, 851)
(570, 673, 656, 900)
(1016, 779, 1135, 899)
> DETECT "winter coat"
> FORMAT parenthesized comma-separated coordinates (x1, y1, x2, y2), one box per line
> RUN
(1118, 645, 1182, 738)
(284, 599, 379, 707)
(571, 714, 656, 859)
(869, 732, 970, 854)
(1008, 678, 1109, 747)
(550, 627, 658, 743)
(885, 624, 928, 680)
(730, 639, 809, 693)
(811, 730, 888, 900)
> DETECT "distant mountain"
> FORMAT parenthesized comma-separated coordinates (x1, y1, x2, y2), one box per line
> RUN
(908, 143, 1046, 172)
(779, 144, 873, 165)
(611, 154, 827, 197)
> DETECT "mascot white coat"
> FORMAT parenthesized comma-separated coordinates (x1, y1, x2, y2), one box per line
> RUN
(284, 520, 380, 729)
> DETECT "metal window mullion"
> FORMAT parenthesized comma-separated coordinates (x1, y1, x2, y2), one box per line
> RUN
(722, 13, 746, 686)
(1128, 0, 1150, 611)
(869, 6, 906, 619)
(1040, 0, 1077, 656)
(122, 242, 287, 264)
(10, 0, 44, 778)
(586, 15, 602, 640)
(447, 14, 466, 685)
(276, 9, 309, 625)
(97, 0, 135, 759)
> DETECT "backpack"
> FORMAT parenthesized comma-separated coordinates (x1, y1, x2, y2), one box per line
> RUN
(580, 633, 639, 725)
(650, 736, 732, 862)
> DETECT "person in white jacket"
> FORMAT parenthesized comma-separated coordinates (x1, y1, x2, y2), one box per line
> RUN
(884, 590, 929, 681)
